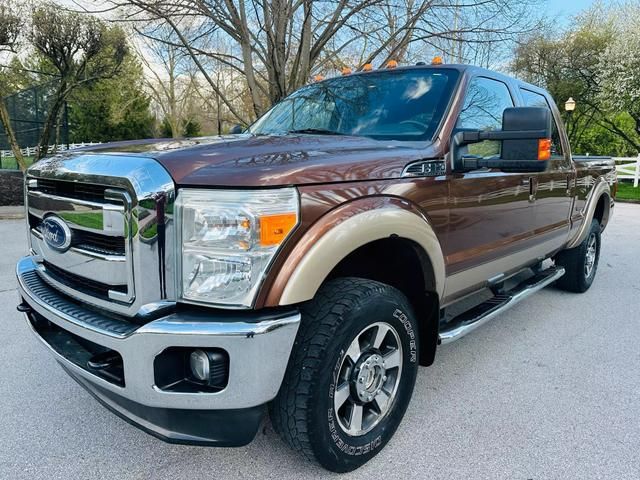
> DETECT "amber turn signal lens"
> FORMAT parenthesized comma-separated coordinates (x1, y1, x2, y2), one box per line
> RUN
(538, 138, 552, 161)
(260, 213, 297, 246)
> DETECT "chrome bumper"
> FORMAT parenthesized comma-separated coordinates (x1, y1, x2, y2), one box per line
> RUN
(16, 256, 300, 412)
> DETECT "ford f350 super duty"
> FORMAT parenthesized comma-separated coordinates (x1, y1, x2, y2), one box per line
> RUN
(16, 64, 616, 472)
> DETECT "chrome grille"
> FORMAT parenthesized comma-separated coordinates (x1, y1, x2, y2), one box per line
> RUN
(25, 153, 176, 317)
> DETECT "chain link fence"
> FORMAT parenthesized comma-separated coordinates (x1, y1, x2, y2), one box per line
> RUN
(0, 79, 69, 169)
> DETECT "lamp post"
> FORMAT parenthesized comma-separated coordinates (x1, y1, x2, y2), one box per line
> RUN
(565, 97, 576, 113)
(564, 97, 576, 143)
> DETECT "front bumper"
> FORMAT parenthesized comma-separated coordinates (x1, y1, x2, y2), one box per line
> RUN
(16, 256, 301, 446)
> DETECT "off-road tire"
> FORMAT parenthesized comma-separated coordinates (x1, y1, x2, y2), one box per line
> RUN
(269, 277, 420, 472)
(555, 219, 601, 293)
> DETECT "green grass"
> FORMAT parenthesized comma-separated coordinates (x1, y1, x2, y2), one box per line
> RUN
(617, 182, 640, 201)
(58, 212, 103, 230)
(0, 156, 35, 170)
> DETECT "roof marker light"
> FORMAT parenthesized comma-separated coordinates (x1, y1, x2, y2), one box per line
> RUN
(431, 56, 443, 65)
(386, 60, 398, 69)
(362, 63, 373, 71)
(341, 67, 352, 75)
(313, 74, 324, 82)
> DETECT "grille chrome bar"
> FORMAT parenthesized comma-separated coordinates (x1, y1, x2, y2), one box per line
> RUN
(27, 190, 125, 236)
(31, 229, 128, 284)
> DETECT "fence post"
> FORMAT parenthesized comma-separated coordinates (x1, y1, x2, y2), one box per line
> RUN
(635, 154, 640, 188)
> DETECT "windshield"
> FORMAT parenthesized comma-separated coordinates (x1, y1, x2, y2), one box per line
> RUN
(249, 69, 459, 142)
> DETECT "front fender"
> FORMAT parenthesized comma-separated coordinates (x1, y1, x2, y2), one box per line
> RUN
(264, 197, 446, 306)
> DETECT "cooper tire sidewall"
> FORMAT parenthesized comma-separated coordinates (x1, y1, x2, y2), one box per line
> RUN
(581, 221, 601, 289)
(306, 292, 419, 471)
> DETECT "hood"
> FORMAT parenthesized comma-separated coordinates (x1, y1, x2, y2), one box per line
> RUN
(73, 135, 436, 186)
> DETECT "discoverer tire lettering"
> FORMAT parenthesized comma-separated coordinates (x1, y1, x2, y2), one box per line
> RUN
(269, 277, 420, 473)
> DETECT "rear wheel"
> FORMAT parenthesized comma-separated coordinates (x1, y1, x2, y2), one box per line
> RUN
(269, 277, 419, 472)
(555, 219, 601, 293)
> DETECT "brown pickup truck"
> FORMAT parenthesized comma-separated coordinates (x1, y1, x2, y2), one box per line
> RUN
(16, 64, 616, 472)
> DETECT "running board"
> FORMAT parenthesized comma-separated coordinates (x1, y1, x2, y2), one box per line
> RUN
(438, 266, 565, 344)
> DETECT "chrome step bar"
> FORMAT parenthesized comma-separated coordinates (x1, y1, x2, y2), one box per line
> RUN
(439, 266, 565, 344)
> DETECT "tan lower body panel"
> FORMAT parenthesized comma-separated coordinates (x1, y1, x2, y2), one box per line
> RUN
(442, 234, 565, 306)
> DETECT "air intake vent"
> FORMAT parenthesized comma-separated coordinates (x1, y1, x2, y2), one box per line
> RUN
(405, 163, 426, 175)
(402, 160, 446, 177)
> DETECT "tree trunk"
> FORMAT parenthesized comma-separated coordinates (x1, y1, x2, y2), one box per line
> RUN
(37, 81, 67, 160)
(0, 96, 27, 171)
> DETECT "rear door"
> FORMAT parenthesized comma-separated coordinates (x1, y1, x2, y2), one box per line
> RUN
(444, 76, 535, 302)
(519, 88, 574, 250)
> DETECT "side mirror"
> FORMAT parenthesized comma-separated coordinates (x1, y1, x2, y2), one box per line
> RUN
(229, 124, 244, 134)
(451, 107, 553, 173)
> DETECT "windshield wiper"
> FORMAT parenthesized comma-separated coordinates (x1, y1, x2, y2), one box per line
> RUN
(287, 128, 345, 136)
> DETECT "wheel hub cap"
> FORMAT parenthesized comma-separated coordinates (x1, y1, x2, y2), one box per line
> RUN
(585, 233, 597, 278)
(333, 322, 403, 436)
(354, 354, 387, 402)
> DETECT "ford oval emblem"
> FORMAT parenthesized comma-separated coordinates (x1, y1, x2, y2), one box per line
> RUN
(42, 216, 72, 252)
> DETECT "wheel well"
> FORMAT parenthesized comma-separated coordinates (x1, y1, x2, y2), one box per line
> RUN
(324, 237, 440, 366)
(593, 194, 610, 230)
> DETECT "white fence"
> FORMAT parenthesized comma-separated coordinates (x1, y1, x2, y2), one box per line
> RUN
(0, 142, 103, 161)
(614, 155, 640, 188)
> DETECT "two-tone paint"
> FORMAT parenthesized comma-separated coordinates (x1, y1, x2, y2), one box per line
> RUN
(63, 64, 615, 314)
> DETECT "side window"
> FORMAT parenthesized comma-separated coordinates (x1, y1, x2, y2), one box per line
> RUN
(520, 88, 563, 157)
(456, 77, 514, 158)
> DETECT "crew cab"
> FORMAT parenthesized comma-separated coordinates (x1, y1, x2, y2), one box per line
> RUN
(16, 64, 616, 472)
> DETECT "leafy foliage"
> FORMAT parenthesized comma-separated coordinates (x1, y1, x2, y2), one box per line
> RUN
(68, 56, 154, 142)
(598, 6, 640, 136)
(512, 5, 640, 156)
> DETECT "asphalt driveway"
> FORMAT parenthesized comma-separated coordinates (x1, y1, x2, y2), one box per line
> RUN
(1, 203, 639, 479)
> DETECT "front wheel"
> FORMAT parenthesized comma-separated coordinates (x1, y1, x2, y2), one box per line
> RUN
(555, 219, 601, 293)
(269, 277, 419, 472)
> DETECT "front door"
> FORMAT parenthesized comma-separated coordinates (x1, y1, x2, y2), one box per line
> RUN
(443, 76, 535, 303)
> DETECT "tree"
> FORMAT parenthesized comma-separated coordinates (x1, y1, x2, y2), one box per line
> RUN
(137, 26, 199, 138)
(68, 55, 154, 142)
(100, 0, 541, 123)
(511, 5, 640, 155)
(29, 4, 128, 159)
(598, 5, 640, 140)
(0, 0, 28, 170)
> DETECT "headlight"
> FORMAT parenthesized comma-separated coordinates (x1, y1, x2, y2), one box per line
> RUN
(176, 188, 299, 308)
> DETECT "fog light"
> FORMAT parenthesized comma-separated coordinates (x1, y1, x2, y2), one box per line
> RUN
(190, 349, 210, 381)
(189, 349, 229, 388)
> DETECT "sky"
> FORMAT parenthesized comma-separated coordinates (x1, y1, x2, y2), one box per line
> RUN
(546, 0, 616, 25)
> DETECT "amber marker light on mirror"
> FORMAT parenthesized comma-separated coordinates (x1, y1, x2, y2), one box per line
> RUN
(260, 213, 297, 246)
(538, 138, 552, 161)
